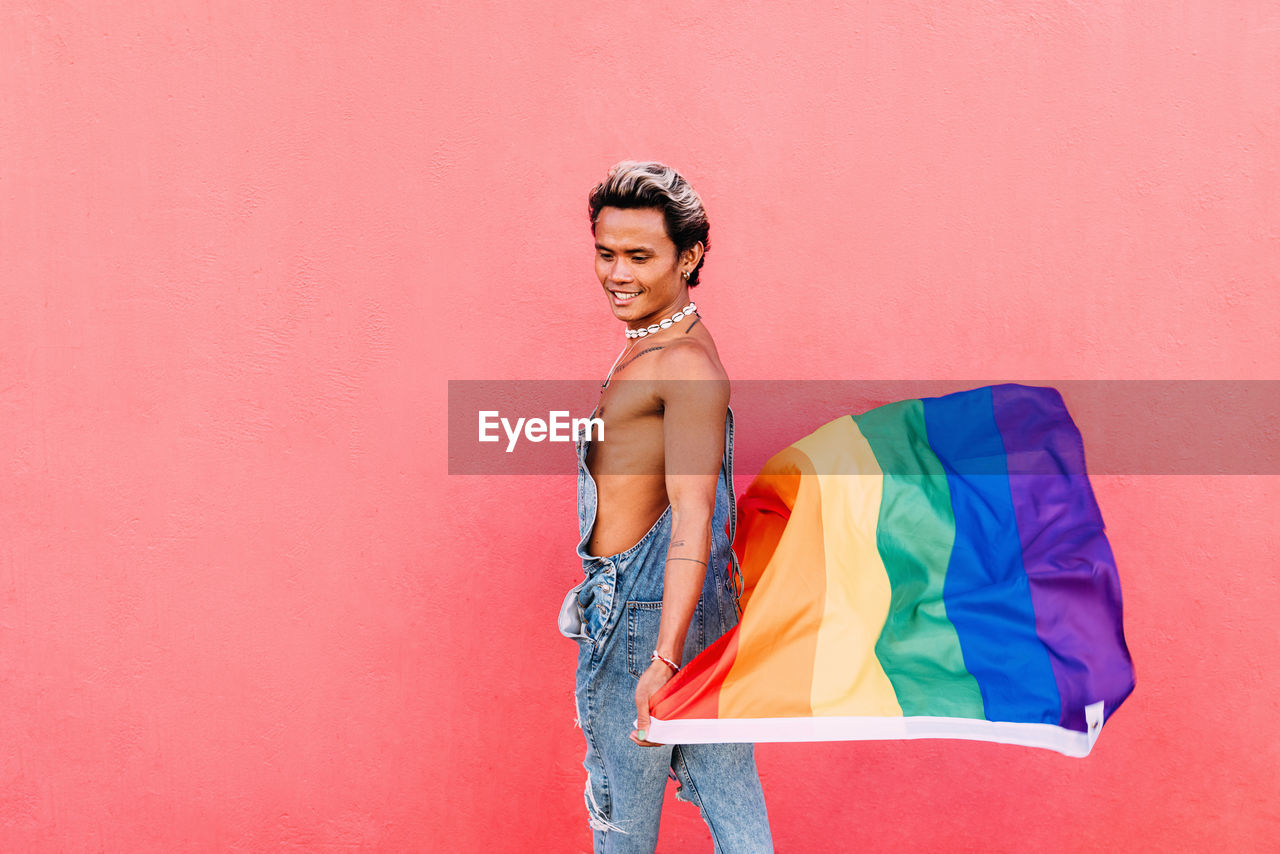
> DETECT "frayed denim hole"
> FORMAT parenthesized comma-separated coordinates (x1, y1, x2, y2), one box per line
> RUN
(670, 747, 702, 807)
(583, 773, 625, 834)
(671, 747, 728, 851)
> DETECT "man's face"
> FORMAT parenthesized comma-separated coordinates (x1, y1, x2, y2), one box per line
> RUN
(593, 206, 688, 325)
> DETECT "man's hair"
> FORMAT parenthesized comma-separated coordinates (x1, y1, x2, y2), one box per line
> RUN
(588, 161, 711, 287)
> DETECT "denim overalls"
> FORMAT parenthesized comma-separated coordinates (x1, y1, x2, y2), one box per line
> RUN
(561, 405, 773, 854)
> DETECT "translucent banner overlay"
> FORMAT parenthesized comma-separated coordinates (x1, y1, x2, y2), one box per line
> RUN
(448, 380, 1280, 475)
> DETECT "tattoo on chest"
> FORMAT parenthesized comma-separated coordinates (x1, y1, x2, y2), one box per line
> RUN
(599, 345, 666, 394)
(616, 345, 665, 373)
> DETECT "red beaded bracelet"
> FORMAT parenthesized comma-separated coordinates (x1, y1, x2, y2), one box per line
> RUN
(650, 651, 680, 673)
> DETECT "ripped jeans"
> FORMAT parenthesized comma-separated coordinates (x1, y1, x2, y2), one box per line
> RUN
(562, 408, 773, 853)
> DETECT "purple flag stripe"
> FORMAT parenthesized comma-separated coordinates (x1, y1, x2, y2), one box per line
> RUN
(992, 384, 1136, 731)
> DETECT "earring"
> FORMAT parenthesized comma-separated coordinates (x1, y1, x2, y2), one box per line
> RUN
(682, 270, 690, 280)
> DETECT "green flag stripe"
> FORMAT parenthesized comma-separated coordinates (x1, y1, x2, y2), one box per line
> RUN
(854, 402, 985, 718)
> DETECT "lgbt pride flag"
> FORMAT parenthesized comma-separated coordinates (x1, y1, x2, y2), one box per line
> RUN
(647, 384, 1134, 757)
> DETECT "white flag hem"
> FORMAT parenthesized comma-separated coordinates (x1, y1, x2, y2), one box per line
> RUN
(648, 701, 1105, 759)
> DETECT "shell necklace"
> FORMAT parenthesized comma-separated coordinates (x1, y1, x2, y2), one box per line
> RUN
(600, 303, 700, 391)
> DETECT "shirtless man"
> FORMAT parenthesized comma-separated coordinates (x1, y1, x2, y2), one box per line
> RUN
(564, 161, 772, 853)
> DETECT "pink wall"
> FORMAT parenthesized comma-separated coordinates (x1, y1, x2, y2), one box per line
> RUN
(4, 1, 1277, 851)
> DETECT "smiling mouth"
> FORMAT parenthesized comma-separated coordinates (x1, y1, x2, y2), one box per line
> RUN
(610, 290, 641, 300)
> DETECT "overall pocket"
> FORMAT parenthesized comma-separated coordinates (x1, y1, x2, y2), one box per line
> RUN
(625, 600, 705, 677)
(625, 601, 663, 677)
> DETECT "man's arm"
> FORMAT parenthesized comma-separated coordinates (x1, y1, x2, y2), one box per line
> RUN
(631, 345, 729, 746)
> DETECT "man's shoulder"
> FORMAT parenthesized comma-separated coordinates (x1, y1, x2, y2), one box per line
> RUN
(653, 337, 724, 377)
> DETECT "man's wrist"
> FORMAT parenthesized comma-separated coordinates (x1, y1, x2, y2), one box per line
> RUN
(653, 643, 683, 664)
(650, 650, 681, 673)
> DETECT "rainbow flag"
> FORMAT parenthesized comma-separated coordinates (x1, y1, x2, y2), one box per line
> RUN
(647, 384, 1134, 757)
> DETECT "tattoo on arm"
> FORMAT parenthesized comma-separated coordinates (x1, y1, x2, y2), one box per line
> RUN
(671, 539, 686, 547)
(665, 557, 708, 566)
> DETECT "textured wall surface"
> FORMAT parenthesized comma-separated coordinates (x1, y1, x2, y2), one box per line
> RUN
(3, 1, 1277, 851)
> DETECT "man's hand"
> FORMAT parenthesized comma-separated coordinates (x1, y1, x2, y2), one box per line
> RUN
(630, 659, 677, 747)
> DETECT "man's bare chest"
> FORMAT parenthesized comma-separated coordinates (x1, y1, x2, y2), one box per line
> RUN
(587, 386, 666, 475)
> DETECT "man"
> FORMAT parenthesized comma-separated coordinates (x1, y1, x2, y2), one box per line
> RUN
(561, 161, 773, 853)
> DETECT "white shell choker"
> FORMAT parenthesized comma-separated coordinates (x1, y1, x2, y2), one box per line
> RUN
(625, 301, 697, 339)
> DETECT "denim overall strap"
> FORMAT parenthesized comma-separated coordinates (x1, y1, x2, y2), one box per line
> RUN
(722, 405, 744, 614)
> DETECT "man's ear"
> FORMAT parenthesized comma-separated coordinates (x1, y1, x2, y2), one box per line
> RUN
(682, 241, 705, 271)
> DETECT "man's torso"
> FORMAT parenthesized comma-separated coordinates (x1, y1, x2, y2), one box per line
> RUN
(584, 327, 727, 557)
